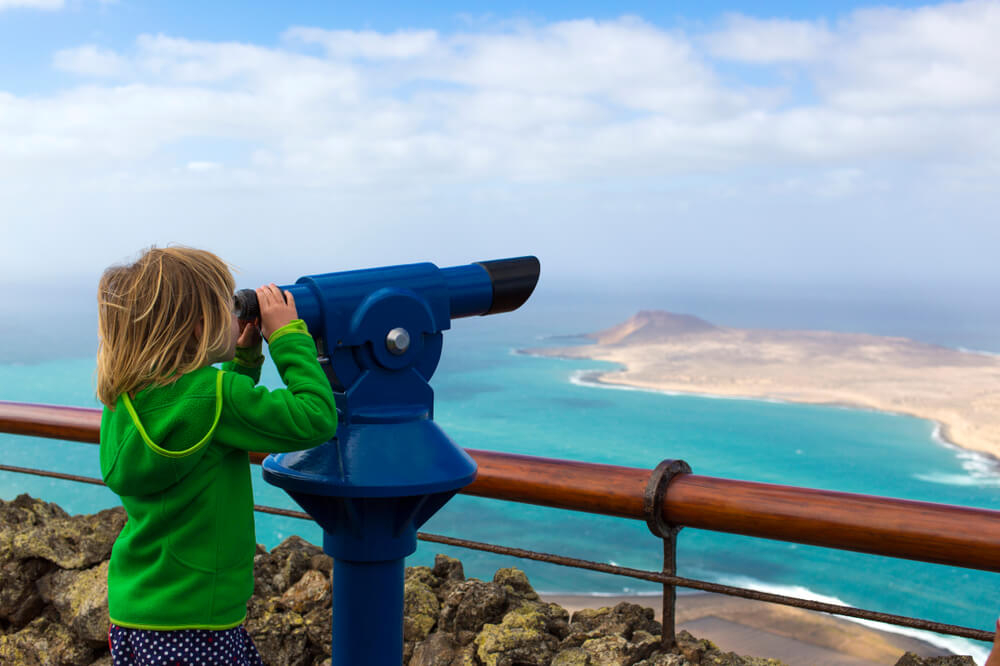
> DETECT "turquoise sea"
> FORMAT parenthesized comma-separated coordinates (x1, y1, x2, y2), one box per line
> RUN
(2, 285, 999, 662)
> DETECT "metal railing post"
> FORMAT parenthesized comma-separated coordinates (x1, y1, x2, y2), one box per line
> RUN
(643, 458, 692, 651)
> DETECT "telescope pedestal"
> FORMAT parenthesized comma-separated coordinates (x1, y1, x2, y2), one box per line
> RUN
(262, 419, 477, 666)
(258, 257, 538, 663)
(330, 558, 405, 665)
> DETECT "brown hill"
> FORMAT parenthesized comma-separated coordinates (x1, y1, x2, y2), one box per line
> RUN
(587, 310, 718, 345)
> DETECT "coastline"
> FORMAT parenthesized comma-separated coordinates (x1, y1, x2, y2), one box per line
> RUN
(541, 591, 971, 665)
(570, 365, 963, 448)
(518, 333, 1000, 463)
(573, 365, 999, 465)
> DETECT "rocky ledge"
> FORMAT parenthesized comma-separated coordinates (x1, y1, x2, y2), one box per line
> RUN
(0, 494, 977, 666)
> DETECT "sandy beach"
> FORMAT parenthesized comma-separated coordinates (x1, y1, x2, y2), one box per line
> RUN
(543, 592, 958, 665)
(524, 310, 1000, 461)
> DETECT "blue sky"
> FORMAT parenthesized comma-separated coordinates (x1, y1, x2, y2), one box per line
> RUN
(0, 0, 935, 92)
(2, 0, 999, 290)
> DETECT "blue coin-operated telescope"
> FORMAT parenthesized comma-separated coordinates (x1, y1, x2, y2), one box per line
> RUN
(246, 257, 540, 666)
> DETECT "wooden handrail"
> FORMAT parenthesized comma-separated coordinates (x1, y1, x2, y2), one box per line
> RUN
(0, 402, 101, 443)
(3, 400, 1000, 572)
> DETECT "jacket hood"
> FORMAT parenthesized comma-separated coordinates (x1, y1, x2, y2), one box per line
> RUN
(100, 368, 223, 497)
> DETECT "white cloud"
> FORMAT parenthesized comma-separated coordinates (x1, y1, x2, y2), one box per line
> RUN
(0, 0, 63, 10)
(8, 7, 996, 182)
(706, 1, 1000, 112)
(3, 4, 1000, 284)
(704, 15, 834, 63)
(286, 27, 439, 60)
(824, 2, 1000, 111)
(53, 45, 129, 77)
(186, 161, 221, 172)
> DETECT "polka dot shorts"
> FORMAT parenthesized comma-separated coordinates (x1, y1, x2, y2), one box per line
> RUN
(108, 624, 265, 665)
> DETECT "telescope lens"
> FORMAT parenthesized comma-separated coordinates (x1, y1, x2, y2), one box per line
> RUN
(233, 289, 260, 321)
(476, 257, 540, 315)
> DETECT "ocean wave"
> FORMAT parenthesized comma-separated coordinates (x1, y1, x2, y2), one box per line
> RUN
(957, 347, 1000, 358)
(931, 423, 952, 447)
(558, 590, 663, 598)
(715, 574, 990, 664)
(916, 426, 1000, 487)
(914, 472, 1000, 488)
(569, 370, 789, 405)
(569, 370, 649, 392)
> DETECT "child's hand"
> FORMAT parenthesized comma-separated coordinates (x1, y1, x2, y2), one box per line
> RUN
(257, 283, 298, 341)
(236, 318, 261, 348)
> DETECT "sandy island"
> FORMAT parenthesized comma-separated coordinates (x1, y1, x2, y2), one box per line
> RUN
(523, 310, 1000, 461)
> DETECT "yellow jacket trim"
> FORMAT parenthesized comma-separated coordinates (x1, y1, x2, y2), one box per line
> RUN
(121, 371, 224, 459)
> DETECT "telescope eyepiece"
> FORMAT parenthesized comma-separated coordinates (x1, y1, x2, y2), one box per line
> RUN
(234, 289, 260, 321)
(234, 288, 290, 321)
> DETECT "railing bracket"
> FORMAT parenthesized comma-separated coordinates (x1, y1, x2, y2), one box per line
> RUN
(643, 458, 691, 651)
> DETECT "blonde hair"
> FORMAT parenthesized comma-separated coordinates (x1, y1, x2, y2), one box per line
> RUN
(96, 246, 236, 408)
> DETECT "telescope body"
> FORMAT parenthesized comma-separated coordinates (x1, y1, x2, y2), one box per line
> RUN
(259, 257, 539, 666)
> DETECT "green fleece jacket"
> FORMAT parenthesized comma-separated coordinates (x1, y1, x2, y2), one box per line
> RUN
(99, 320, 338, 630)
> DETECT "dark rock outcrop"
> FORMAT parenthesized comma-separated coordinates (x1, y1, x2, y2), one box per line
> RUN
(894, 653, 976, 665)
(0, 495, 983, 666)
(37, 560, 110, 645)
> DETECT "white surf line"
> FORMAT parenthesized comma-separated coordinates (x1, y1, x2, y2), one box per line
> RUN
(914, 425, 1000, 487)
(716, 575, 990, 664)
(569, 368, 808, 406)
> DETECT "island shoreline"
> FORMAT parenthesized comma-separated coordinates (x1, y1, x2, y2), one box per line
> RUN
(517, 346, 1000, 467)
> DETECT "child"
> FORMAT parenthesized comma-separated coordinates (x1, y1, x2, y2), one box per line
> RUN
(97, 246, 338, 665)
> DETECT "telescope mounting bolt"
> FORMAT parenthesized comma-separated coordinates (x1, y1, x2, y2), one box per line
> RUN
(386, 328, 411, 356)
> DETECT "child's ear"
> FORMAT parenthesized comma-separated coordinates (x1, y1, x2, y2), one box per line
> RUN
(193, 318, 204, 341)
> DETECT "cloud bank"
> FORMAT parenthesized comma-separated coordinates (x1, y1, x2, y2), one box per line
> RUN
(2, 2, 999, 285)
